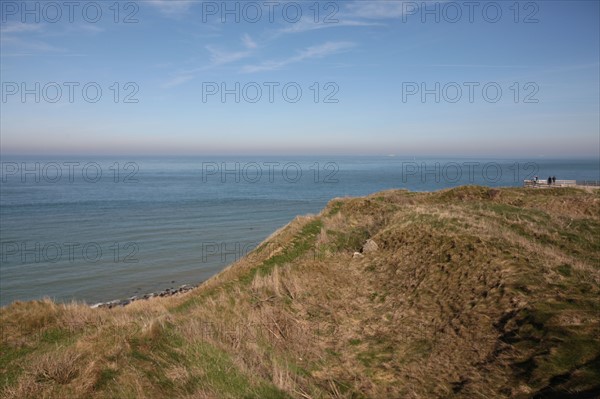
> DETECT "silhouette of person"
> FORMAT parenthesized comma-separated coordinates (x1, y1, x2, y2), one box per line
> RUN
(552, 176, 556, 184)
(547, 176, 552, 185)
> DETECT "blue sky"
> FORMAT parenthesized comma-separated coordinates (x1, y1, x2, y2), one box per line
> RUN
(1, 0, 598, 157)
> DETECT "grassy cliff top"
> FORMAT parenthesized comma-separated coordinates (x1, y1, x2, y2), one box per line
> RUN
(1, 186, 599, 398)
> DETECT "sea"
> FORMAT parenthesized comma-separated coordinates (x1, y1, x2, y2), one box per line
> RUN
(1, 156, 598, 306)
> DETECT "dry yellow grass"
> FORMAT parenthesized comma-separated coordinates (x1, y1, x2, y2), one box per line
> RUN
(1, 186, 599, 398)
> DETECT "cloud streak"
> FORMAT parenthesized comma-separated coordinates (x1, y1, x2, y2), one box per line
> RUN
(206, 46, 252, 66)
(0, 22, 44, 34)
(273, 1, 426, 36)
(242, 33, 258, 49)
(278, 17, 381, 34)
(241, 41, 355, 73)
(146, 0, 194, 17)
(162, 34, 259, 88)
(162, 74, 195, 89)
(343, 0, 429, 19)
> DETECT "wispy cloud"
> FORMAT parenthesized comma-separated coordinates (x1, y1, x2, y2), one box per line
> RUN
(0, 22, 43, 34)
(162, 35, 259, 88)
(343, 0, 426, 19)
(242, 41, 355, 73)
(69, 24, 105, 34)
(2, 20, 104, 37)
(344, 2, 405, 19)
(278, 17, 380, 34)
(242, 33, 258, 49)
(0, 36, 68, 56)
(0, 20, 102, 57)
(427, 64, 534, 68)
(205, 33, 260, 67)
(146, 0, 194, 17)
(162, 74, 195, 89)
(274, 1, 421, 36)
(206, 46, 252, 67)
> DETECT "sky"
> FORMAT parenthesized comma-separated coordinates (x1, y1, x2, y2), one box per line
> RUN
(0, 0, 599, 157)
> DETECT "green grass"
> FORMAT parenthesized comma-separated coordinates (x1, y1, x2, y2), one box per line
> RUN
(0, 325, 79, 391)
(239, 218, 323, 284)
(93, 368, 119, 390)
(557, 263, 573, 277)
(40, 328, 71, 344)
(188, 342, 290, 399)
(326, 200, 344, 216)
(329, 227, 370, 252)
(0, 346, 31, 390)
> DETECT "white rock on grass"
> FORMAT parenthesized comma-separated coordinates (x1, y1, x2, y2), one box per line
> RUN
(362, 239, 379, 253)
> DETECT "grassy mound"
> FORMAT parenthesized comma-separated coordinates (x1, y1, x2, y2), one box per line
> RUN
(1, 186, 599, 398)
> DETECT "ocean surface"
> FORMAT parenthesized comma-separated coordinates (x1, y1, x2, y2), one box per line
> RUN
(1, 156, 598, 306)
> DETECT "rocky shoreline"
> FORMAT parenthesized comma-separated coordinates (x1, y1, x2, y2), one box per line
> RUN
(90, 284, 198, 309)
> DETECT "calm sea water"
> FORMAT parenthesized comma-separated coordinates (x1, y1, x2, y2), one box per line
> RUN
(1, 156, 598, 306)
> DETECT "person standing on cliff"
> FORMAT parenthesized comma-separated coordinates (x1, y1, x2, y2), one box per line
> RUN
(552, 176, 556, 184)
(548, 176, 552, 185)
